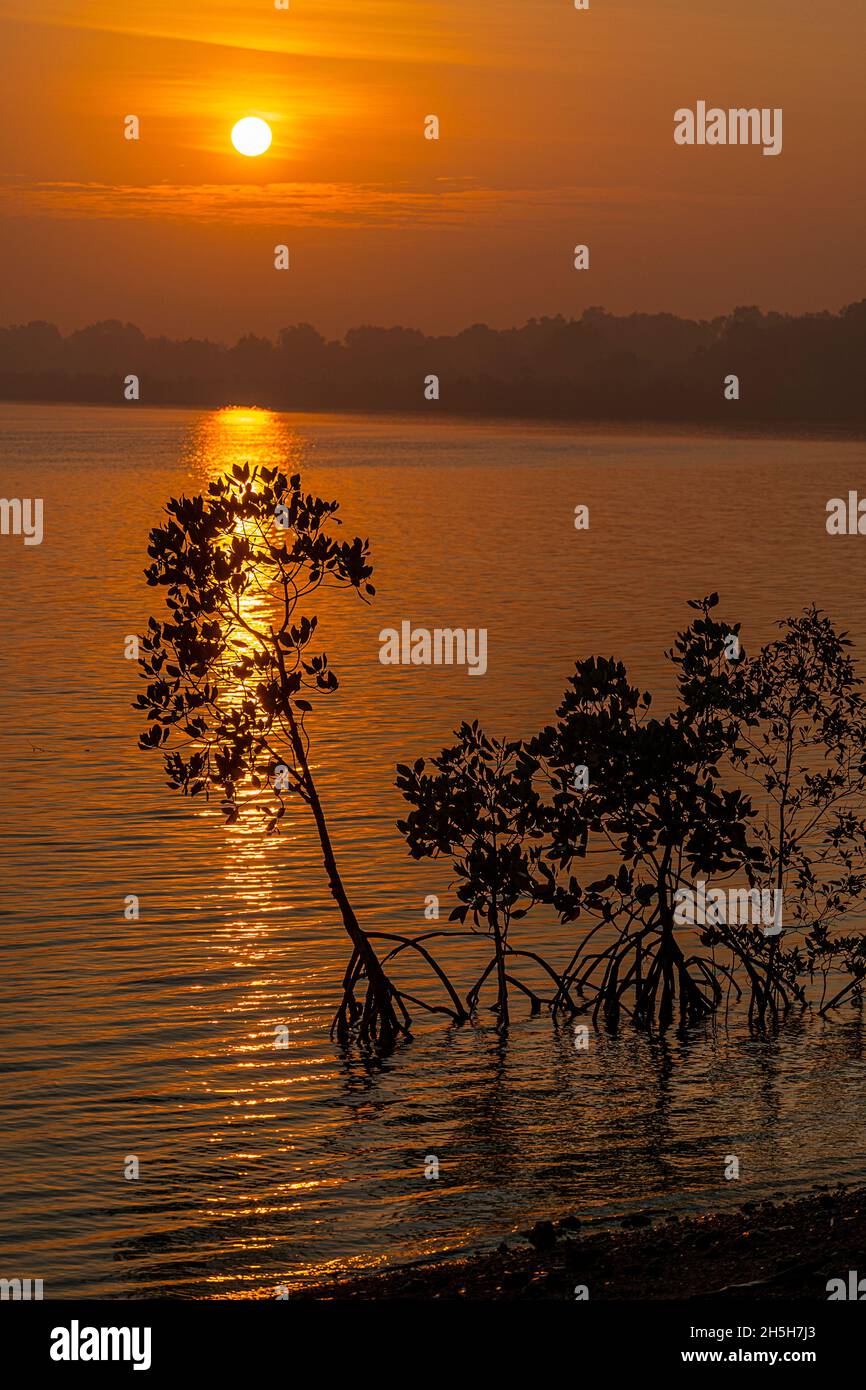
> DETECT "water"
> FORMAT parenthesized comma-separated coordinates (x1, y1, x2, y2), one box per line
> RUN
(2, 403, 866, 1297)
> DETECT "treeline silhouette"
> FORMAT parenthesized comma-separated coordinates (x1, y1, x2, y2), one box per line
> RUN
(3, 301, 865, 426)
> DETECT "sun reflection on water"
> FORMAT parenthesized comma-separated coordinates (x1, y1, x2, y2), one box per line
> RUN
(178, 409, 311, 1000)
(184, 405, 304, 483)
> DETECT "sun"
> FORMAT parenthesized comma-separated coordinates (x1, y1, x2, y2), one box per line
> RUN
(231, 117, 272, 157)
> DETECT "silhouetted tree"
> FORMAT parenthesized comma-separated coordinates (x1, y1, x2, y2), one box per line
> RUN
(136, 463, 464, 1049)
(724, 606, 866, 1018)
(534, 596, 866, 1031)
(533, 598, 766, 1031)
(396, 722, 572, 1030)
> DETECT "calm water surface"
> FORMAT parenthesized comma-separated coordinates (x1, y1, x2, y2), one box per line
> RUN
(1, 404, 866, 1296)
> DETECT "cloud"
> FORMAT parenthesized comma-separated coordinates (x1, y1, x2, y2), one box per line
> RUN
(0, 178, 661, 229)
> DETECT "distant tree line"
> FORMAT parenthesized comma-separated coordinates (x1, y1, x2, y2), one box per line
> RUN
(6, 301, 866, 426)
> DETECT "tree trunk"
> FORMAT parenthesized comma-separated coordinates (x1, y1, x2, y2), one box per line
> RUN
(489, 897, 509, 1032)
(274, 644, 407, 1048)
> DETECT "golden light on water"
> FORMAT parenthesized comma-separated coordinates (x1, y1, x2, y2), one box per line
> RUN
(187, 406, 299, 477)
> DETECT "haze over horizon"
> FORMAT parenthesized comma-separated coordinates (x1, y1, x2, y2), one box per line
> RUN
(0, 0, 863, 340)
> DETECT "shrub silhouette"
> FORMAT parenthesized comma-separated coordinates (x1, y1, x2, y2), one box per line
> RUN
(711, 606, 866, 1019)
(396, 721, 573, 1030)
(533, 596, 866, 1030)
(138, 526, 866, 1048)
(532, 598, 771, 1030)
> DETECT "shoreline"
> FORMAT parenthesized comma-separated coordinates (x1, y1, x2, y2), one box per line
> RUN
(295, 1184, 866, 1300)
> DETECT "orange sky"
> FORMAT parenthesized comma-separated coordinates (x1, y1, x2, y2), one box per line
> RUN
(0, 0, 863, 338)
